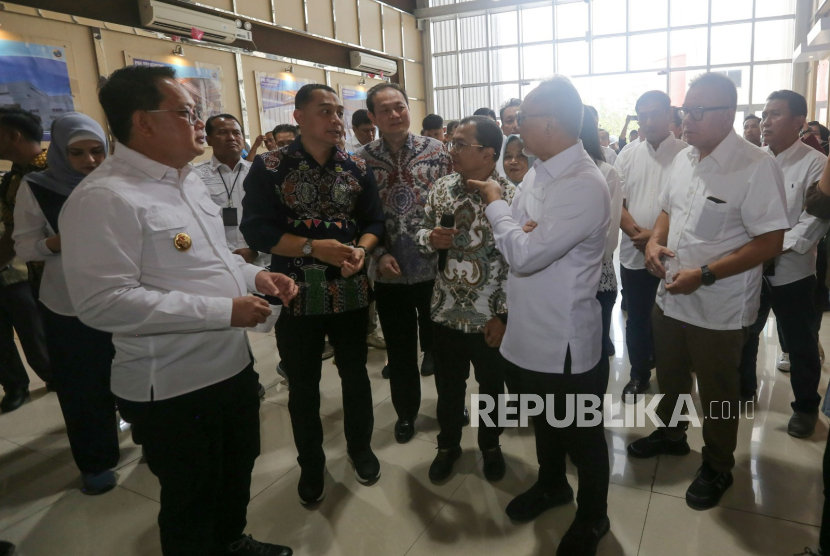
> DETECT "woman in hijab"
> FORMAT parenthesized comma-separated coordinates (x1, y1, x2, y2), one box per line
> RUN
(13, 112, 120, 495)
(503, 135, 530, 189)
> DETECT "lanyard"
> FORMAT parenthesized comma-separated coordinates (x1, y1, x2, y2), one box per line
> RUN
(218, 164, 243, 208)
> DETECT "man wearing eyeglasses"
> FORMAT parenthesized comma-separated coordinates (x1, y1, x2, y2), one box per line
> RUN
(614, 91, 687, 400)
(496, 98, 521, 180)
(627, 73, 789, 511)
(60, 65, 297, 556)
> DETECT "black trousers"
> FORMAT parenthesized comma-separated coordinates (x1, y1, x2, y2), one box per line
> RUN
(0, 280, 51, 390)
(276, 307, 373, 470)
(740, 276, 822, 413)
(596, 290, 616, 354)
(619, 267, 660, 382)
(118, 365, 260, 556)
(510, 351, 610, 522)
(433, 323, 506, 451)
(40, 304, 119, 474)
(821, 426, 830, 554)
(375, 280, 434, 420)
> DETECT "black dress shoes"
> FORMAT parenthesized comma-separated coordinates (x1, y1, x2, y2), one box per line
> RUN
(622, 379, 650, 401)
(428, 446, 462, 482)
(556, 516, 611, 556)
(0, 387, 29, 413)
(627, 429, 690, 459)
(221, 535, 292, 555)
(685, 462, 733, 510)
(395, 418, 415, 443)
(505, 481, 574, 521)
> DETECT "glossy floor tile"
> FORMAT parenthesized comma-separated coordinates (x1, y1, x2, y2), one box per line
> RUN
(0, 302, 827, 555)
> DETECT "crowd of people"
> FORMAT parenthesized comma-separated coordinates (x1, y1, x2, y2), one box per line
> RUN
(1, 63, 830, 556)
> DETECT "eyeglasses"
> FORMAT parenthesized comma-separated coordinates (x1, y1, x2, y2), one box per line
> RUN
(448, 141, 484, 153)
(678, 106, 732, 122)
(516, 111, 554, 126)
(145, 107, 204, 125)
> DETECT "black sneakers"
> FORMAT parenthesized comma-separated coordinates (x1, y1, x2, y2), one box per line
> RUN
(505, 481, 574, 522)
(347, 448, 381, 484)
(222, 535, 292, 555)
(686, 462, 733, 511)
(627, 429, 691, 458)
(428, 446, 462, 482)
(298, 465, 325, 505)
(482, 447, 506, 481)
(556, 516, 611, 556)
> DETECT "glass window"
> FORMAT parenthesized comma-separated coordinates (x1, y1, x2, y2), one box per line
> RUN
(435, 89, 460, 120)
(433, 54, 458, 88)
(557, 40, 589, 77)
(460, 51, 488, 84)
(592, 0, 626, 36)
(817, 60, 829, 125)
(711, 0, 752, 23)
(522, 43, 555, 80)
(593, 36, 626, 74)
(491, 47, 520, 82)
(669, 68, 707, 105)
(754, 19, 794, 62)
(462, 86, 490, 116)
(755, 0, 796, 18)
(492, 84, 521, 112)
(711, 66, 750, 104)
(521, 80, 543, 99)
(629, 0, 668, 32)
(521, 6, 553, 43)
(432, 20, 457, 54)
(574, 72, 667, 135)
(670, 28, 708, 68)
(670, 0, 708, 27)
(556, 1, 589, 40)
(430, 0, 454, 6)
(491, 10, 518, 46)
(752, 63, 793, 104)
(710, 23, 752, 65)
(629, 31, 667, 71)
(459, 15, 487, 50)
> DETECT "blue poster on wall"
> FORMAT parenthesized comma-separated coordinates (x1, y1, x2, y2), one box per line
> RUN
(0, 40, 74, 141)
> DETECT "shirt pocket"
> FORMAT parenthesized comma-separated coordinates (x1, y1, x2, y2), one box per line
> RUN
(693, 198, 729, 242)
(198, 199, 228, 243)
(142, 209, 199, 269)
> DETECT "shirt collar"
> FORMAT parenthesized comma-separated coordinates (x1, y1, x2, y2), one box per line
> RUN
(377, 132, 415, 156)
(646, 133, 679, 155)
(209, 155, 251, 171)
(534, 141, 585, 181)
(766, 138, 803, 163)
(285, 135, 348, 168)
(113, 142, 181, 182)
(687, 129, 740, 167)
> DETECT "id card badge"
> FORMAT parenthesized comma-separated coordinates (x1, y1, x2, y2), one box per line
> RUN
(222, 207, 239, 227)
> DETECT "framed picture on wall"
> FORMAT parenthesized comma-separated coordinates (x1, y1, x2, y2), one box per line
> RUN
(255, 71, 312, 133)
(339, 84, 369, 150)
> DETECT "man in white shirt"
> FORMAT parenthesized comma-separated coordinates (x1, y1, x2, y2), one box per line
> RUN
(60, 65, 297, 556)
(598, 128, 617, 165)
(737, 90, 827, 436)
(628, 73, 789, 511)
(615, 91, 687, 398)
(195, 114, 257, 264)
(743, 114, 762, 147)
(346, 109, 376, 154)
(472, 76, 612, 556)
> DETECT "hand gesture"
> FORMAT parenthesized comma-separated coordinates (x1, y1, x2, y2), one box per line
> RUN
(312, 239, 354, 267)
(378, 253, 402, 279)
(342, 247, 366, 278)
(429, 227, 458, 249)
(231, 295, 272, 328)
(484, 317, 506, 348)
(254, 272, 299, 305)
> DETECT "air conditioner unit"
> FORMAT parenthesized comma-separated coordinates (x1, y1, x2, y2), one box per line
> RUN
(138, 0, 252, 44)
(350, 51, 397, 76)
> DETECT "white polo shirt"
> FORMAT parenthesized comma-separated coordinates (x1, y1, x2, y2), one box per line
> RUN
(656, 130, 790, 330)
(614, 133, 687, 270)
(761, 140, 828, 287)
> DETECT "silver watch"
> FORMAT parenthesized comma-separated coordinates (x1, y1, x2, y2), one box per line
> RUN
(302, 238, 314, 256)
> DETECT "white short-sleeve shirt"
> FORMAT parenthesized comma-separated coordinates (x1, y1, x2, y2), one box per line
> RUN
(656, 130, 790, 330)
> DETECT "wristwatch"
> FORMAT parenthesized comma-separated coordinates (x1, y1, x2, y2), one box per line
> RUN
(354, 245, 368, 256)
(302, 238, 314, 256)
(701, 265, 717, 286)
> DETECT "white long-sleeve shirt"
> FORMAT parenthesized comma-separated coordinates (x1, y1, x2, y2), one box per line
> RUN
(12, 181, 73, 316)
(485, 141, 611, 374)
(761, 140, 828, 287)
(598, 161, 623, 261)
(59, 143, 264, 402)
(193, 155, 252, 251)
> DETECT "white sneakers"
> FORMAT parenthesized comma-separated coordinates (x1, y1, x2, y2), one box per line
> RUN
(776, 352, 790, 372)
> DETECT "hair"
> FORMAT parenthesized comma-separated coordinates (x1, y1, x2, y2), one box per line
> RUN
(580, 106, 605, 164)
(351, 108, 372, 128)
(499, 98, 522, 121)
(688, 72, 738, 108)
(598, 127, 609, 137)
(671, 106, 682, 128)
(635, 90, 671, 113)
(366, 83, 408, 114)
(272, 124, 298, 137)
(205, 113, 240, 135)
(811, 121, 830, 143)
(530, 76, 584, 138)
(295, 84, 337, 110)
(630, 129, 639, 137)
(422, 113, 443, 131)
(458, 115, 504, 161)
(473, 107, 497, 120)
(744, 113, 761, 124)
(0, 107, 43, 143)
(766, 90, 808, 118)
(446, 120, 459, 135)
(98, 65, 177, 144)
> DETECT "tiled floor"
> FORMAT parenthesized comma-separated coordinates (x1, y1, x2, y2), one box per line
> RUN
(0, 301, 826, 555)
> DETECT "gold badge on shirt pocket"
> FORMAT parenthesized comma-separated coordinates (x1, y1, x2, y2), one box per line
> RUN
(174, 232, 192, 252)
